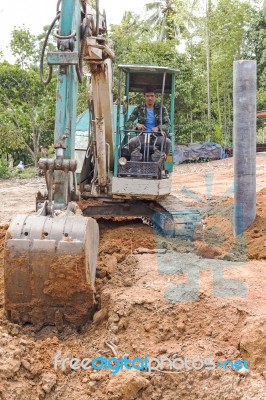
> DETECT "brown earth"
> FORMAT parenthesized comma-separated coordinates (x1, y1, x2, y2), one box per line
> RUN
(0, 155, 266, 399)
(194, 187, 266, 260)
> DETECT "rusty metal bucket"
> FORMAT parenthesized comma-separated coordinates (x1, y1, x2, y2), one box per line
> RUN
(4, 214, 99, 328)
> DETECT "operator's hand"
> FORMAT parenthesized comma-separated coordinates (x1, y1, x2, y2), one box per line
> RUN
(151, 127, 159, 133)
(136, 123, 146, 131)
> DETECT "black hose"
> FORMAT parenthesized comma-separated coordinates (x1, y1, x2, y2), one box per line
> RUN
(40, 12, 60, 85)
(56, 0, 61, 14)
(40, 10, 87, 85)
(54, 30, 76, 40)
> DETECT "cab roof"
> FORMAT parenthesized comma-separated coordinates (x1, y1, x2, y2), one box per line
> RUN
(118, 64, 178, 93)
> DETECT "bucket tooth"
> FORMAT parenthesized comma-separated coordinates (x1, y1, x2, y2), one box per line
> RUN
(4, 214, 99, 327)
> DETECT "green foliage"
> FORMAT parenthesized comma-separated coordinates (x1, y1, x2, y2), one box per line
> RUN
(243, 6, 266, 89)
(110, 12, 154, 98)
(144, 0, 200, 42)
(9, 25, 58, 69)
(0, 115, 25, 153)
(36, 24, 58, 65)
(0, 159, 10, 179)
(177, 119, 215, 144)
(110, 0, 253, 145)
(257, 88, 266, 111)
(1, 0, 262, 156)
(145, 0, 178, 41)
(0, 62, 56, 164)
(174, 51, 207, 119)
(207, 0, 252, 138)
(213, 124, 224, 144)
(256, 88, 266, 129)
(110, 12, 151, 63)
(77, 77, 89, 116)
(10, 26, 37, 67)
(256, 126, 266, 143)
(125, 40, 179, 67)
(11, 166, 37, 179)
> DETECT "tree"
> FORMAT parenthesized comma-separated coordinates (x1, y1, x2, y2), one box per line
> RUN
(242, 5, 266, 98)
(110, 11, 151, 62)
(0, 62, 56, 166)
(10, 24, 59, 70)
(110, 8, 210, 142)
(242, 4, 266, 133)
(208, 0, 252, 138)
(109, 12, 151, 97)
(145, 0, 178, 40)
(10, 26, 37, 68)
(144, 0, 200, 42)
(10, 23, 59, 67)
(186, 0, 253, 143)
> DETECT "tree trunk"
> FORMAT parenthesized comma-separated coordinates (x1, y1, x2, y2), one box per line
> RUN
(206, 0, 211, 142)
(33, 130, 39, 168)
(190, 111, 193, 143)
(216, 79, 222, 127)
(223, 79, 227, 134)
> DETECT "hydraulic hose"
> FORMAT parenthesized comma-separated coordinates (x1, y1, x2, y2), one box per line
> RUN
(56, 0, 61, 14)
(40, 12, 60, 85)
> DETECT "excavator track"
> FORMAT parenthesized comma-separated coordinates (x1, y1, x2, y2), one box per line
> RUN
(79, 194, 203, 240)
(4, 214, 99, 328)
(155, 194, 203, 239)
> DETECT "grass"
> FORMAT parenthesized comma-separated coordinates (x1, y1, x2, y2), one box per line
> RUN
(0, 165, 38, 180)
(11, 166, 38, 179)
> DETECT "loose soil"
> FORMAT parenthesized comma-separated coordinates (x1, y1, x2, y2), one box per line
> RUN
(0, 155, 266, 400)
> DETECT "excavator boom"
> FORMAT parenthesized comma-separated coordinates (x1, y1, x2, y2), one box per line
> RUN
(4, 0, 104, 327)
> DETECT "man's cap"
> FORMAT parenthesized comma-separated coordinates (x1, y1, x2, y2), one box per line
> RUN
(144, 86, 156, 94)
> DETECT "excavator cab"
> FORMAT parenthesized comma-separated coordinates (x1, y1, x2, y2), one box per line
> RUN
(112, 65, 178, 197)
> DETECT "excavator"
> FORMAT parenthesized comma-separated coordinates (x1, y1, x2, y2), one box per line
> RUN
(4, 0, 200, 328)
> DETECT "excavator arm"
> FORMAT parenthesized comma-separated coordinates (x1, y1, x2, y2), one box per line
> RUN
(4, 0, 112, 328)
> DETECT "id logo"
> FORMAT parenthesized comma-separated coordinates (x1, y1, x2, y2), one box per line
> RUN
(154, 172, 248, 302)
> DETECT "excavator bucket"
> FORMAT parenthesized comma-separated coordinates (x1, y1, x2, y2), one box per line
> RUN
(4, 214, 99, 328)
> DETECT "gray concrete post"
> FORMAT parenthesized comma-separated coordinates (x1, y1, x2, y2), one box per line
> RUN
(233, 60, 257, 235)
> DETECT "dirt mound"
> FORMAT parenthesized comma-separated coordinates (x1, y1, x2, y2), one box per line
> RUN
(98, 221, 155, 262)
(1, 159, 266, 399)
(240, 316, 266, 374)
(1, 242, 265, 399)
(96, 222, 155, 299)
(194, 187, 266, 261)
(246, 187, 266, 259)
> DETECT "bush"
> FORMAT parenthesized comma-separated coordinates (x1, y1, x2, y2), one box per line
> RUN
(176, 119, 215, 144)
(0, 158, 10, 178)
(213, 124, 224, 144)
(11, 166, 37, 179)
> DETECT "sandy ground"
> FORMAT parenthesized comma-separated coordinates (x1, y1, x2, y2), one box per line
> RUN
(0, 155, 266, 400)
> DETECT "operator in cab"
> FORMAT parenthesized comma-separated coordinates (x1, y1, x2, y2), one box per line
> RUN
(125, 86, 171, 158)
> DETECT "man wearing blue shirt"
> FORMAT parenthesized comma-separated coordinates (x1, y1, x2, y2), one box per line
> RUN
(125, 87, 171, 159)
